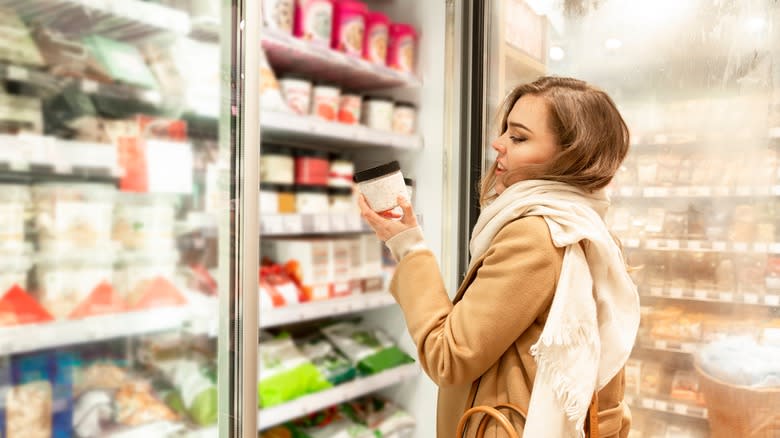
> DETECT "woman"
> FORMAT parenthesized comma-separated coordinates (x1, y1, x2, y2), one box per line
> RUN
(358, 77, 640, 437)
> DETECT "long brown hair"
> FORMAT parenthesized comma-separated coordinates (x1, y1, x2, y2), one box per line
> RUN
(480, 76, 630, 206)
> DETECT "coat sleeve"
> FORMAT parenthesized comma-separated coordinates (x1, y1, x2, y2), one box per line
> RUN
(389, 216, 563, 386)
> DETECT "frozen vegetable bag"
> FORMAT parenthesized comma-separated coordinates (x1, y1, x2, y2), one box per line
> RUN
(320, 322, 414, 375)
(258, 335, 331, 407)
(156, 359, 217, 426)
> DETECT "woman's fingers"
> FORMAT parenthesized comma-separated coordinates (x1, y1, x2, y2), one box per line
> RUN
(398, 196, 417, 226)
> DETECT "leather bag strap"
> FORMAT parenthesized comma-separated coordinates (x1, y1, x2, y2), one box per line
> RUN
(456, 405, 521, 438)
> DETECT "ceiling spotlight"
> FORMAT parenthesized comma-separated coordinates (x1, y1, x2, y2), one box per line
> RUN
(549, 46, 565, 61)
(604, 38, 623, 50)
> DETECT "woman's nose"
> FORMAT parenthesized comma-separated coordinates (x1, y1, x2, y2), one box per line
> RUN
(491, 139, 504, 154)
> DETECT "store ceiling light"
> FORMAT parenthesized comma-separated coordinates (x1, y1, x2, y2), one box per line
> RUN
(549, 46, 565, 61)
(604, 38, 623, 50)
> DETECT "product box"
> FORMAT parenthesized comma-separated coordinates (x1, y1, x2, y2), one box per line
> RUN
(360, 234, 383, 292)
(262, 238, 333, 300)
(625, 359, 641, 396)
(348, 237, 364, 295)
(331, 239, 352, 297)
(82, 35, 159, 89)
(9, 352, 54, 438)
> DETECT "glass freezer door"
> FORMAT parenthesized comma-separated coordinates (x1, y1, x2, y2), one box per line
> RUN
(0, 0, 259, 437)
(468, 0, 780, 437)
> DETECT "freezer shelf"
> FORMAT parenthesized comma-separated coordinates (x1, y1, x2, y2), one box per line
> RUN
(0, 133, 122, 179)
(608, 185, 780, 198)
(260, 213, 370, 236)
(0, 0, 191, 40)
(0, 305, 202, 355)
(257, 363, 419, 430)
(261, 28, 420, 90)
(261, 111, 423, 150)
(635, 338, 699, 355)
(625, 394, 708, 420)
(261, 293, 396, 329)
(622, 238, 780, 254)
(641, 286, 780, 308)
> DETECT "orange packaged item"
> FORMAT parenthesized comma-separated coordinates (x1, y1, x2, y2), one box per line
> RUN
(0, 285, 54, 326)
(311, 84, 340, 121)
(259, 264, 305, 308)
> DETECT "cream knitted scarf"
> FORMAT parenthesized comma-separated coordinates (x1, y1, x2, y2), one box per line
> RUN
(468, 180, 640, 437)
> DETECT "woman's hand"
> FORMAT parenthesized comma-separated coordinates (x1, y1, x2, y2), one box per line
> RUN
(358, 195, 419, 242)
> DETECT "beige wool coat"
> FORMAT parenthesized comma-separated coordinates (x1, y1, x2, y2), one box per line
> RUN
(389, 215, 631, 438)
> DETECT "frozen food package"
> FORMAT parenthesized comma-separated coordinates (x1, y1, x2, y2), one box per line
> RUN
(114, 380, 179, 426)
(341, 396, 416, 438)
(0, 93, 43, 134)
(8, 352, 54, 438)
(297, 334, 357, 385)
(83, 36, 159, 89)
(320, 321, 414, 375)
(639, 361, 663, 395)
(258, 334, 332, 407)
(259, 47, 290, 113)
(155, 359, 217, 425)
(669, 370, 702, 405)
(0, 8, 45, 66)
(31, 26, 111, 82)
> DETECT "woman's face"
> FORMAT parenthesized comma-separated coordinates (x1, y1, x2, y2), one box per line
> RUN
(491, 94, 560, 194)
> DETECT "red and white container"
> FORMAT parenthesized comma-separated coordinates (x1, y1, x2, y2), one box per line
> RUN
(279, 75, 312, 115)
(294, 0, 334, 46)
(331, 0, 367, 56)
(311, 83, 341, 121)
(338, 93, 362, 125)
(387, 22, 418, 74)
(363, 11, 389, 65)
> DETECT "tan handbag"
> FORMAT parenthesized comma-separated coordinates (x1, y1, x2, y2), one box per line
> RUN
(456, 388, 600, 438)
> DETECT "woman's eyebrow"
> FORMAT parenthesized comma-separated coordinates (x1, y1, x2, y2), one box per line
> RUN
(508, 121, 533, 133)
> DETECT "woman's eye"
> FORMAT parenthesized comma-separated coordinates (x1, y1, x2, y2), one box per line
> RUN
(510, 136, 527, 143)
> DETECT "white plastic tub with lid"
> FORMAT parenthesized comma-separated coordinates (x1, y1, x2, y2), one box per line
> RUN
(115, 249, 179, 304)
(113, 192, 176, 250)
(32, 182, 117, 250)
(0, 252, 32, 294)
(0, 184, 30, 251)
(35, 248, 116, 319)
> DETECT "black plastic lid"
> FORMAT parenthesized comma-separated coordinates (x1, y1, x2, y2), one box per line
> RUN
(295, 149, 330, 159)
(404, 178, 414, 186)
(296, 185, 330, 194)
(395, 101, 416, 108)
(329, 152, 351, 161)
(261, 183, 295, 192)
(328, 187, 353, 196)
(353, 161, 401, 183)
(263, 144, 292, 155)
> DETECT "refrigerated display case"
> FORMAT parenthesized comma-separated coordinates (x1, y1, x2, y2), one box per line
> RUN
(466, 1, 780, 437)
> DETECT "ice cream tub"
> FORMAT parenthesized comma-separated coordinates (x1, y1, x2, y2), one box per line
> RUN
(353, 160, 408, 213)
(362, 11, 389, 64)
(331, 0, 367, 56)
(387, 23, 417, 74)
(294, 0, 333, 46)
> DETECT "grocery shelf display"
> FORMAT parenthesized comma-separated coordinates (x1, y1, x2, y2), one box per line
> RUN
(0, 0, 440, 434)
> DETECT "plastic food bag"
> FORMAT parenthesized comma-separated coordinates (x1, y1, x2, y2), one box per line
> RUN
(341, 397, 416, 438)
(320, 322, 414, 375)
(297, 334, 356, 385)
(156, 359, 217, 426)
(258, 334, 332, 407)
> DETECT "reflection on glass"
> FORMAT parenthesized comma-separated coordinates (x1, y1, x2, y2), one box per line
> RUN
(487, 1, 780, 436)
(0, 1, 227, 436)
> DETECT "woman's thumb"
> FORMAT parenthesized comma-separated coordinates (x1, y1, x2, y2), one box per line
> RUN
(398, 196, 416, 225)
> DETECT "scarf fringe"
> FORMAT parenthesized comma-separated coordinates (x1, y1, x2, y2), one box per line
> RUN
(530, 323, 600, 438)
